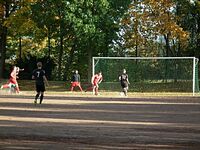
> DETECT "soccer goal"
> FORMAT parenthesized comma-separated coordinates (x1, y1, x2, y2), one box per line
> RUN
(92, 57, 199, 96)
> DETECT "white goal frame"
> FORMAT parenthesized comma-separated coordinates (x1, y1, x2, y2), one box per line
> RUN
(92, 57, 199, 96)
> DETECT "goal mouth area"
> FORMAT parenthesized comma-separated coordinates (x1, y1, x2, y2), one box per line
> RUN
(93, 57, 199, 96)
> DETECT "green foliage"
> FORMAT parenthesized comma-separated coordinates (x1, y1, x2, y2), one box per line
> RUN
(2, 0, 199, 82)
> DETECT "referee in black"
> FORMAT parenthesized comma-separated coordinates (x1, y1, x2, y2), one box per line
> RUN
(119, 69, 130, 96)
(32, 62, 49, 104)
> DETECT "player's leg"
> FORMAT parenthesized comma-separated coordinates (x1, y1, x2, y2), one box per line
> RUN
(1, 80, 12, 89)
(92, 84, 96, 95)
(123, 87, 128, 96)
(34, 84, 40, 104)
(40, 92, 44, 104)
(123, 83, 128, 96)
(1, 83, 10, 89)
(10, 79, 20, 93)
(9, 83, 16, 94)
(95, 84, 99, 95)
(15, 83, 20, 93)
(121, 83, 125, 96)
(77, 82, 83, 91)
(70, 82, 75, 91)
(1, 79, 11, 89)
(39, 84, 45, 104)
(121, 82, 128, 96)
(34, 92, 40, 104)
(1, 82, 15, 94)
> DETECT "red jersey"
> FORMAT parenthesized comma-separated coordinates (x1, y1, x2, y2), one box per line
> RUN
(92, 74, 103, 84)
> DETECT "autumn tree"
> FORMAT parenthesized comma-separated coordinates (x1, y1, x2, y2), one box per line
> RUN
(121, 0, 189, 57)
(1, 0, 131, 81)
(0, 0, 38, 78)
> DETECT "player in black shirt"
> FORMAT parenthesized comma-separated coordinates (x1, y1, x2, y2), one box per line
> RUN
(119, 69, 130, 96)
(32, 62, 49, 104)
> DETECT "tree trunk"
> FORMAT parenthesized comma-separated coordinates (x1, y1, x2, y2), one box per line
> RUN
(164, 34, 170, 57)
(164, 34, 171, 83)
(63, 42, 76, 81)
(58, 35, 63, 81)
(0, 26, 7, 78)
(88, 47, 92, 82)
(0, 2, 9, 78)
(47, 26, 51, 59)
(19, 36, 22, 67)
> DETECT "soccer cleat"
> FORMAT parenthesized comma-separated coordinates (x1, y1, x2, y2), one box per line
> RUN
(0, 85, 3, 89)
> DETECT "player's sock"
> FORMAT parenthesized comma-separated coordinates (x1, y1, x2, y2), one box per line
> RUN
(40, 94, 44, 104)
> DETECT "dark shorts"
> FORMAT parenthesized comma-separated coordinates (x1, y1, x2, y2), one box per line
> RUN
(36, 84, 45, 92)
(121, 82, 128, 88)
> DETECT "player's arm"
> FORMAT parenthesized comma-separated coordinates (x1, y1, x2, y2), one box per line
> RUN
(98, 77, 103, 84)
(91, 75, 95, 84)
(19, 68, 24, 71)
(16, 67, 24, 72)
(119, 75, 121, 81)
(127, 79, 130, 84)
(127, 75, 130, 84)
(43, 76, 49, 86)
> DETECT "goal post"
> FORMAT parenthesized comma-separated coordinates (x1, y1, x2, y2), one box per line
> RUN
(92, 57, 199, 96)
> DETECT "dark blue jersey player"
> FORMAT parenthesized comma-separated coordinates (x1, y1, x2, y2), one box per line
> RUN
(32, 62, 49, 104)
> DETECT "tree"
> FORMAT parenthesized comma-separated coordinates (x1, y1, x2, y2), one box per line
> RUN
(121, 0, 189, 57)
(2, 0, 131, 81)
(0, 0, 38, 78)
(175, 0, 200, 57)
(0, 0, 12, 78)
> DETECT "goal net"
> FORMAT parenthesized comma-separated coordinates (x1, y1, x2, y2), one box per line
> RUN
(92, 57, 199, 95)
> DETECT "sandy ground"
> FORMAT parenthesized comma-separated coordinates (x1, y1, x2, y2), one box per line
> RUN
(0, 94, 200, 150)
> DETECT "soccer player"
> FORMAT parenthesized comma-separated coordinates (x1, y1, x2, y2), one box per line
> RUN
(119, 69, 130, 96)
(32, 62, 49, 105)
(91, 71, 103, 95)
(70, 70, 83, 92)
(1, 66, 23, 93)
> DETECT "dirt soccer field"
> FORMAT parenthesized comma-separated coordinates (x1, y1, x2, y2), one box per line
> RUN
(0, 94, 200, 150)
